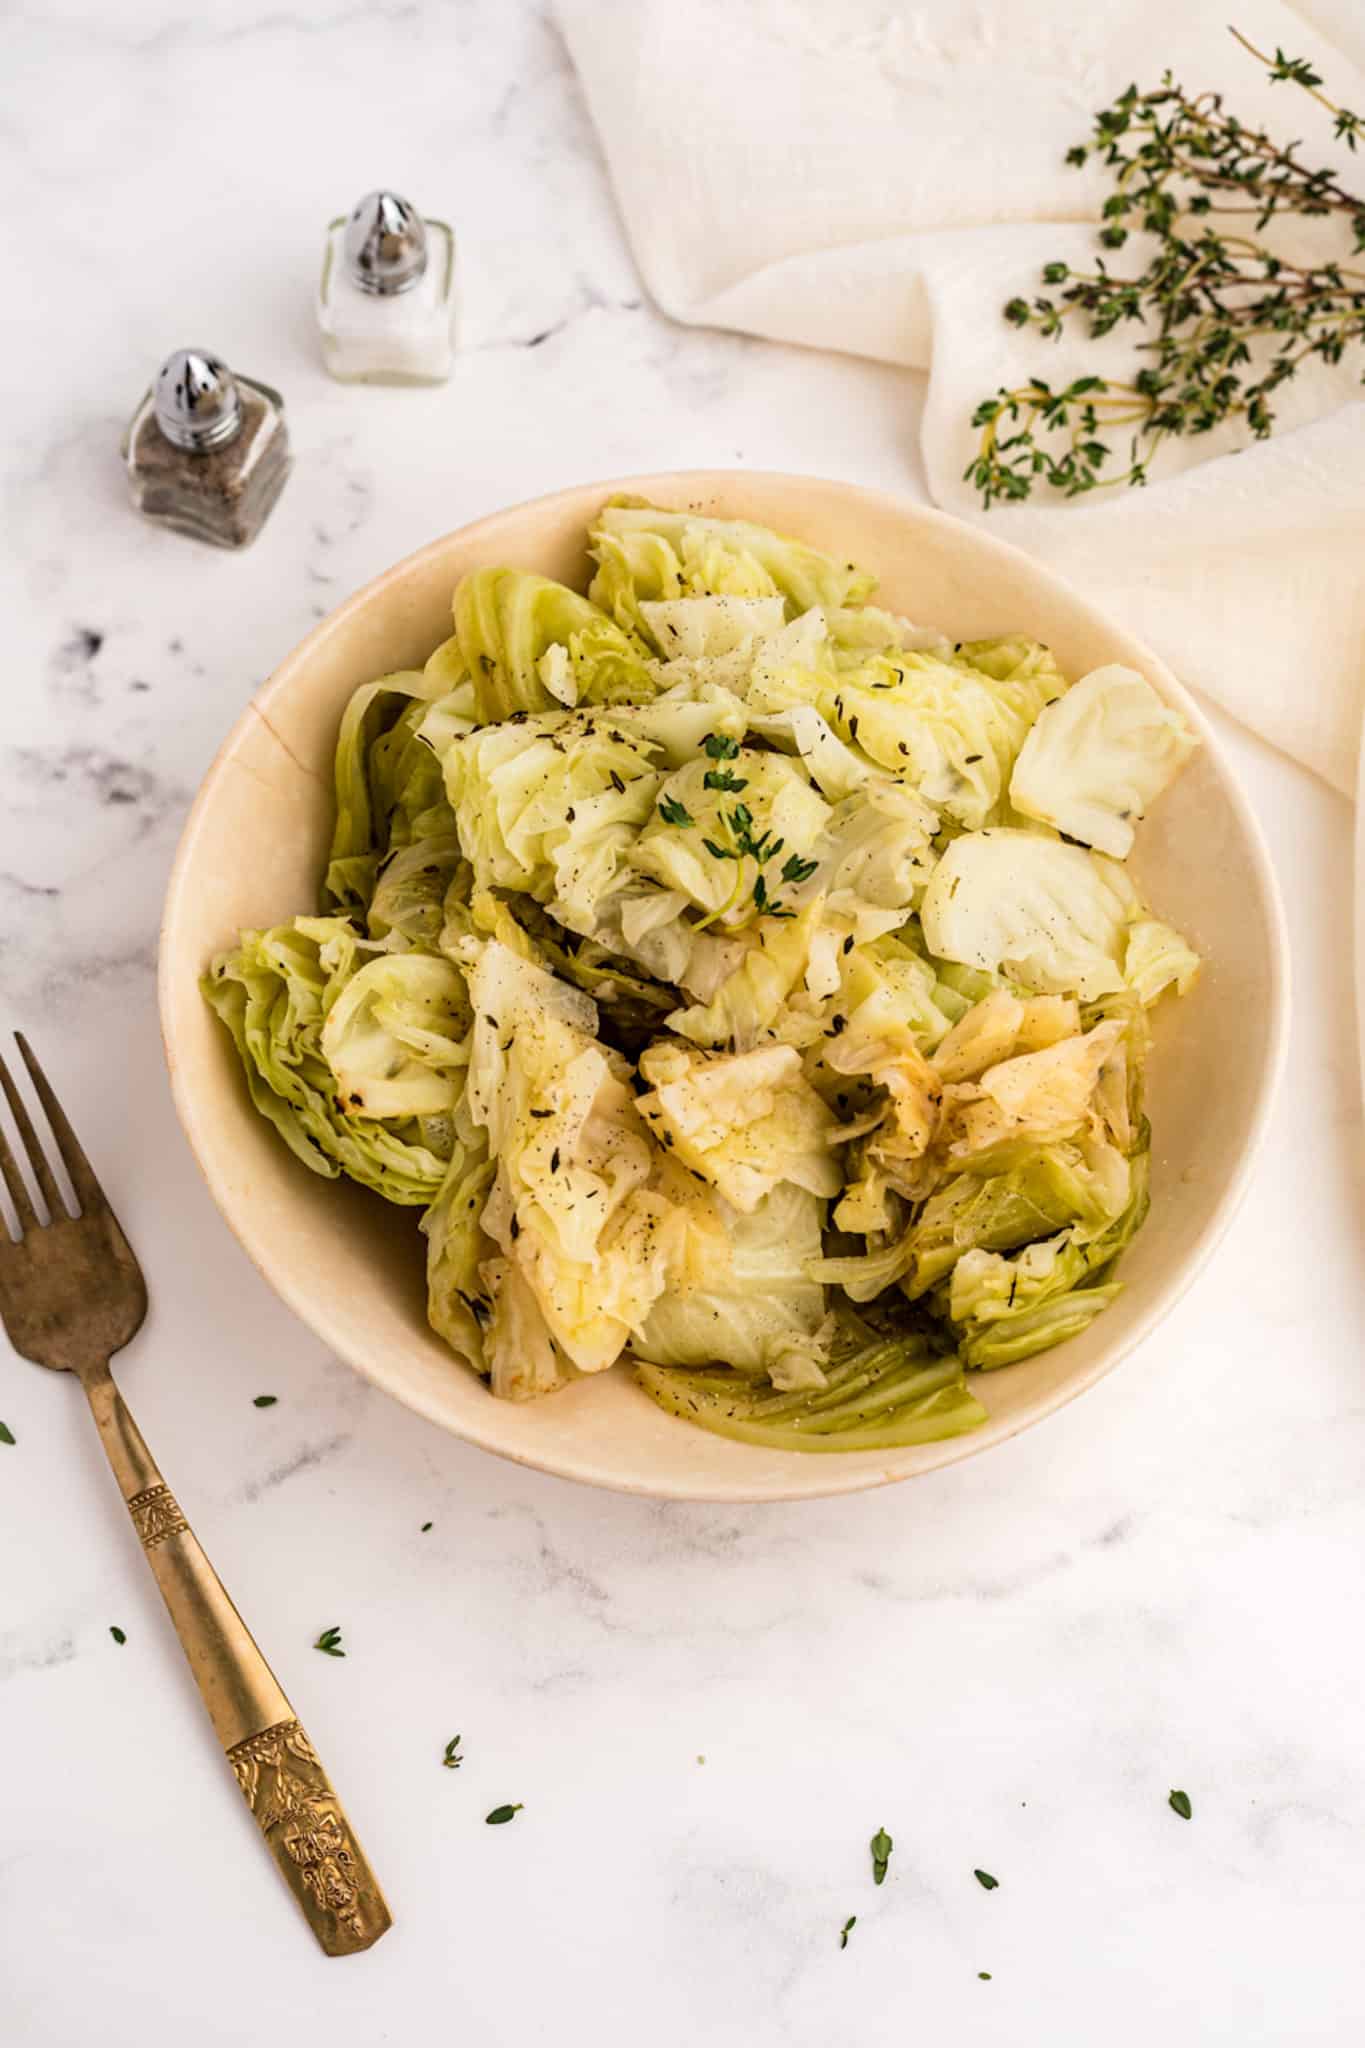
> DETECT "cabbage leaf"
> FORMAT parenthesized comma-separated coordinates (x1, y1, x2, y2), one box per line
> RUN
(634, 1181, 832, 1389)
(1010, 664, 1197, 858)
(201, 917, 454, 1204)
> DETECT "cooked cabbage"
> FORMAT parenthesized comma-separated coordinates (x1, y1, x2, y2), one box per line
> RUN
(454, 567, 653, 721)
(749, 630, 1063, 830)
(1010, 665, 1198, 859)
(443, 710, 660, 934)
(460, 942, 708, 1382)
(324, 670, 457, 913)
(636, 1040, 841, 1212)
(945, 1146, 1150, 1368)
(421, 1143, 497, 1376)
(634, 1181, 832, 1389)
(637, 1333, 986, 1451)
(367, 836, 464, 949)
(921, 831, 1139, 999)
(588, 498, 877, 643)
(631, 749, 832, 923)
(320, 952, 470, 1120)
(201, 917, 454, 1204)
(1123, 918, 1202, 1006)
(205, 497, 1198, 1452)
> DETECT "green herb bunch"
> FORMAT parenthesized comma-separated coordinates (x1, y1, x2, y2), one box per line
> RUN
(967, 27, 1365, 507)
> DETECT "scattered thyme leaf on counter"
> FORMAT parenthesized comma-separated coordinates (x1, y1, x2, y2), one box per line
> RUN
(314, 1626, 345, 1658)
(0, 1421, 14, 1446)
(421, 1520, 433, 1532)
(252, 1394, 277, 1408)
(1169, 1788, 1193, 1820)
(871, 1828, 893, 1885)
(979, 1971, 993, 1981)
(442, 1735, 463, 1770)
(974, 1869, 999, 1890)
(109, 1626, 126, 1645)
(839, 1915, 857, 1949)
(485, 1803, 523, 1825)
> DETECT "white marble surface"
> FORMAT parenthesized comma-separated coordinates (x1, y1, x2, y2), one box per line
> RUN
(3, 4, 1364, 2042)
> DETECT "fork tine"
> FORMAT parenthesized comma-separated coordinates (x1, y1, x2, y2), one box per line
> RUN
(0, 1047, 69, 1221)
(0, 1093, 39, 1236)
(14, 1035, 103, 1214)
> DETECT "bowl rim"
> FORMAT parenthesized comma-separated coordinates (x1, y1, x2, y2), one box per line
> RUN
(159, 468, 1290, 1501)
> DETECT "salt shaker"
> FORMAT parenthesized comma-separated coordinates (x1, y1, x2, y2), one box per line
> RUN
(317, 189, 458, 384)
(123, 350, 290, 549)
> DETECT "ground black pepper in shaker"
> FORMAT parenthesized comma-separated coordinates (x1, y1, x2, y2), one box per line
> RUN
(122, 349, 290, 549)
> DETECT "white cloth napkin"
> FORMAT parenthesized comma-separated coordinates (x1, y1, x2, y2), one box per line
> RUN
(557, 0, 1365, 793)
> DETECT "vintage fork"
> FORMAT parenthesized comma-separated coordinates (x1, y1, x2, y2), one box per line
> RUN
(0, 1035, 391, 1957)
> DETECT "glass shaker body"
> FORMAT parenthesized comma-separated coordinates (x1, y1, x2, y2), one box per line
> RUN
(318, 217, 458, 384)
(123, 372, 290, 549)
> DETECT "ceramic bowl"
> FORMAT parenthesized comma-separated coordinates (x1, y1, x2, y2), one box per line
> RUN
(159, 471, 1288, 1501)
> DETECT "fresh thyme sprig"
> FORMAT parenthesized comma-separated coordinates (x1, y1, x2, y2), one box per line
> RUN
(966, 27, 1365, 506)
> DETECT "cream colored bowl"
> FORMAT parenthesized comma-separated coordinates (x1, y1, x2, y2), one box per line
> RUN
(159, 472, 1288, 1501)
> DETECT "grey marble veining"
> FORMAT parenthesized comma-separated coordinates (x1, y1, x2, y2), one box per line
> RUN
(2, 4, 1364, 2044)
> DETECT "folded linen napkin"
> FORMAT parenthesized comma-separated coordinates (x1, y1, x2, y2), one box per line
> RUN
(557, 0, 1365, 792)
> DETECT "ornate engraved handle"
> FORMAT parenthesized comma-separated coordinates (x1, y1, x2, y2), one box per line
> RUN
(85, 1371, 392, 1957)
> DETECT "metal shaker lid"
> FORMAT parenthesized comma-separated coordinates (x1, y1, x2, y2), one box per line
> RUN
(342, 189, 428, 295)
(153, 349, 242, 453)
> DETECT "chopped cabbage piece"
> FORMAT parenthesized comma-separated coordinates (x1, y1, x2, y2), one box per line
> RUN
(454, 567, 653, 721)
(933, 991, 1082, 1082)
(750, 632, 1063, 830)
(636, 1335, 986, 1451)
(367, 835, 464, 949)
(634, 1181, 831, 1388)
(1010, 665, 1197, 858)
(631, 750, 832, 924)
(1123, 919, 1202, 1006)
(443, 710, 660, 934)
(666, 902, 823, 1050)
(945, 1145, 1149, 1367)
(939, 1019, 1125, 1159)
(638, 595, 788, 658)
(588, 498, 876, 642)
(921, 830, 1140, 999)
(320, 952, 470, 1119)
(636, 1039, 841, 1212)
(201, 918, 453, 1204)
(462, 942, 695, 1379)
(421, 1144, 497, 1376)
(905, 1135, 1133, 1298)
(324, 669, 453, 913)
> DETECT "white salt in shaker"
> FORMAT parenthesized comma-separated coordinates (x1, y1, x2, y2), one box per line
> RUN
(317, 189, 458, 385)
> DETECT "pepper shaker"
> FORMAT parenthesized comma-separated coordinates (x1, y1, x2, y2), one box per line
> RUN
(122, 350, 290, 549)
(317, 189, 458, 384)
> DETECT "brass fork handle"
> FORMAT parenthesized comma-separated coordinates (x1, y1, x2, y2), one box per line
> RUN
(85, 1371, 391, 1957)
